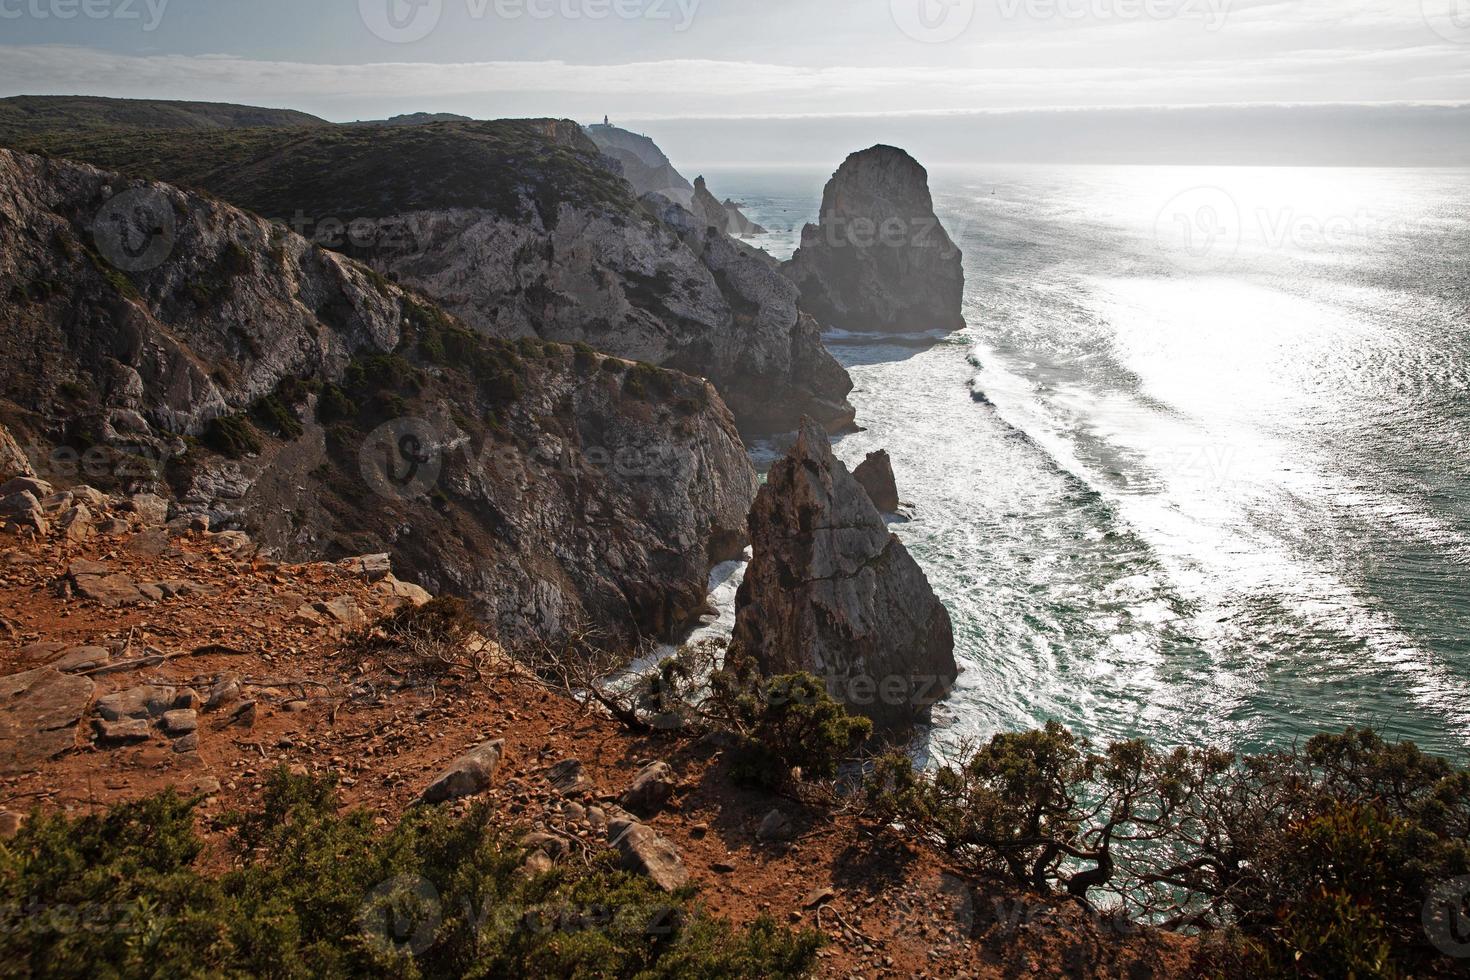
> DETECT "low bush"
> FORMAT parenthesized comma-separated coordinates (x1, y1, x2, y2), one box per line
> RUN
(865, 726, 1470, 976)
(0, 770, 822, 978)
(202, 413, 261, 458)
(710, 668, 873, 789)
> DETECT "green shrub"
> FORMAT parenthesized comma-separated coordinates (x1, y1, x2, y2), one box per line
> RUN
(203, 413, 261, 458)
(316, 383, 358, 424)
(711, 669, 872, 789)
(250, 393, 303, 439)
(0, 771, 822, 978)
(572, 342, 599, 373)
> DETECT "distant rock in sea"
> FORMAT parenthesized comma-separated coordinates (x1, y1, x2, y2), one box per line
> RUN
(852, 449, 900, 513)
(785, 145, 965, 333)
(728, 418, 957, 732)
(691, 175, 767, 237)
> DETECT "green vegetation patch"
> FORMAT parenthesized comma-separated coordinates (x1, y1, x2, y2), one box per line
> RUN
(0, 770, 822, 979)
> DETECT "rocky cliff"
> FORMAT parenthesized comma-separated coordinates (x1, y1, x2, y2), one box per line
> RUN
(12, 119, 855, 436)
(584, 122, 695, 206)
(0, 147, 756, 649)
(784, 145, 965, 334)
(728, 418, 957, 731)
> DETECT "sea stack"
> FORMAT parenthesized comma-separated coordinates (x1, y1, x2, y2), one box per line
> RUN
(785, 145, 964, 333)
(728, 418, 957, 732)
(852, 450, 900, 513)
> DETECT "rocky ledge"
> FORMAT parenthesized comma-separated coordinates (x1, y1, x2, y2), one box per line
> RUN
(784, 145, 965, 334)
(728, 418, 957, 732)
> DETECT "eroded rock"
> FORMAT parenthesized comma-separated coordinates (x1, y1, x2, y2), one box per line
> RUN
(785, 145, 964, 334)
(852, 449, 901, 513)
(729, 418, 957, 732)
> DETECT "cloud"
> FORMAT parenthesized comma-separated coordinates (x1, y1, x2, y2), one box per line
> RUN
(1, 36, 1465, 122)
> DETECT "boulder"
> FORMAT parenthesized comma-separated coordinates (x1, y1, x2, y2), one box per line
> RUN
(619, 761, 677, 817)
(0, 423, 33, 483)
(0, 668, 95, 773)
(784, 145, 965, 333)
(128, 493, 170, 526)
(341, 553, 393, 582)
(852, 449, 900, 512)
(728, 418, 958, 732)
(608, 819, 689, 891)
(421, 739, 505, 803)
(0, 476, 52, 499)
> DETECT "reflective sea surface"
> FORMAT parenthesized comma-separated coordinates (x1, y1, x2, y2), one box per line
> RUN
(701, 163, 1470, 760)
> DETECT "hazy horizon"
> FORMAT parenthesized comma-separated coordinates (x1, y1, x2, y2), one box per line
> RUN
(3, 0, 1470, 164)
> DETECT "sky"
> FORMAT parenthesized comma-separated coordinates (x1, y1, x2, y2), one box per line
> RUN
(1, 0, 1468, 163)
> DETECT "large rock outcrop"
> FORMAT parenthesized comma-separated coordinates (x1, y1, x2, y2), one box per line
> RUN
(18, 118, 854, 435)
(0, 147, 757, 649)
(784, 145, 965, 334)
(728, 418, 957, 731)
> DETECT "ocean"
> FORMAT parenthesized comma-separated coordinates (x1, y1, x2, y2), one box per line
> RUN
(699, 162, 1470, 761)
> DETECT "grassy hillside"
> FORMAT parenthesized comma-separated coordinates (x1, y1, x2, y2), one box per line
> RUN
(0, 95, 326, 140)
(7, 118, 636, 226)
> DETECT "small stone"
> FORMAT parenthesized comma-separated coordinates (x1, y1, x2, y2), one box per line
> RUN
(545, 759, 593, 796)
(317, 596, 364, 627)
(51, 646, 109, 673)
(421, 739, 505, 803)
(0, 810, 25, 837)
(95, 717, 151, 745)
(803, 886, 836, 909)
(204, 674, 241, 711)
(160, 709, 198, 736)
(757, 808, 795, 843)
(95, 685, 176, 721)
(128, 492, 170, 525)
(619, 760, 677, 817)
(172, 732, 199, 753)
(609, 819, 688, 891)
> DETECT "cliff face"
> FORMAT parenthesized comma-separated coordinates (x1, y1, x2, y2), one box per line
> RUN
(584, 122, 695, 207)
(16, 120, 854, 436)
(784, 145, 965, 334)
(728, 418, 957, 732)
(0, 148, 756, 648)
